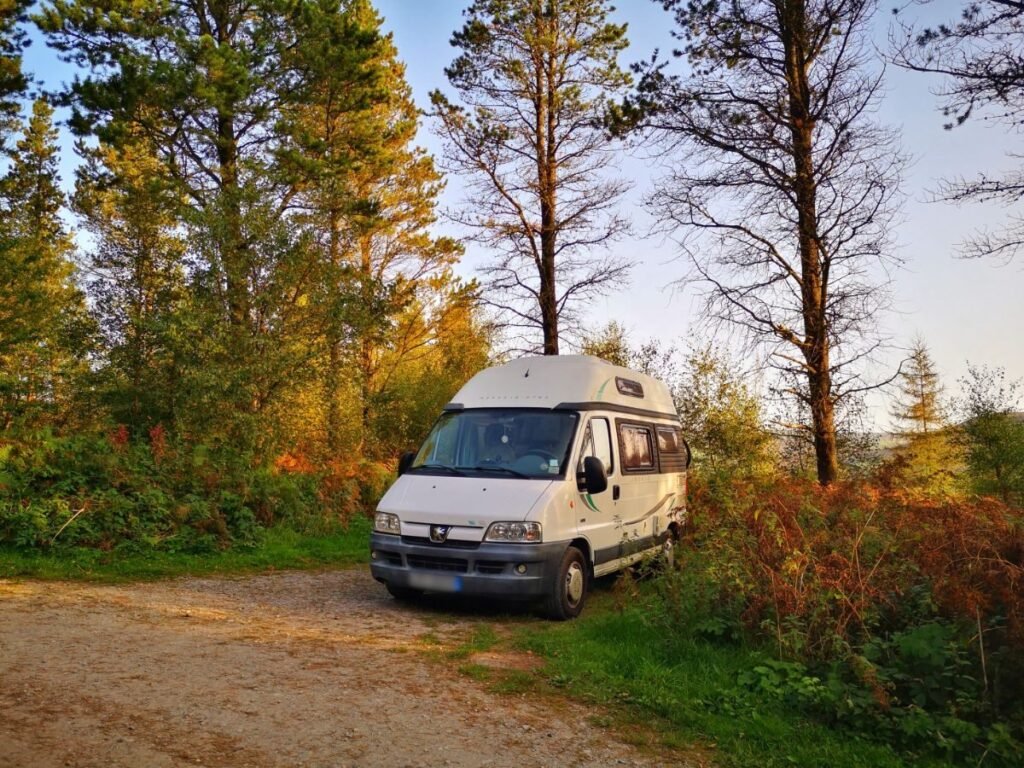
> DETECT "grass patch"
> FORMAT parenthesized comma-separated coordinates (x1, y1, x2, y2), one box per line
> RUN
(488, 669, 535, 695)
(0, 517, 371, 582)
(513, 587, 952, 768)
(458, 663, 492, 681)
(447, 623, 500, 660)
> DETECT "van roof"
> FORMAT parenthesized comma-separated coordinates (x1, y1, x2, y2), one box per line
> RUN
(447, 355, 679, 422)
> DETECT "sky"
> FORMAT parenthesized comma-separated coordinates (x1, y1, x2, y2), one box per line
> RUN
(23, 0, 1024, 428)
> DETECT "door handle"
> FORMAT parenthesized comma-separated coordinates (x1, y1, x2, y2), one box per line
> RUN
(612, 485, 620, 501)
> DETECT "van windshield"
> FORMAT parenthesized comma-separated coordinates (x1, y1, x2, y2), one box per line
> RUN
(411, 409, 580, 479)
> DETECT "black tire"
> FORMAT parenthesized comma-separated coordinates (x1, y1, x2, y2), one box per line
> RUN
(543, 545, 589, 620)
(385, 583, 422, 602)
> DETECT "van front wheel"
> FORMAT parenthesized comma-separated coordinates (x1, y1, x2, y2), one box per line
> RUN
(543, 546, 588, 620)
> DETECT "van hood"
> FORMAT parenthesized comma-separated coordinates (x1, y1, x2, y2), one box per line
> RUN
(377, 474, 553, 527)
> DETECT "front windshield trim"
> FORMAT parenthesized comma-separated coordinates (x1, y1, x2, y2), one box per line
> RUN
(408, 407, 581, 481)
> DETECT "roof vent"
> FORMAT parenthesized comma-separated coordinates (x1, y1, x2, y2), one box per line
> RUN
(615, 377, 644, 398)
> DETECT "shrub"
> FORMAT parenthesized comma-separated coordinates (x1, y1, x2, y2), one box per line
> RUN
(0, 431, 390, 551)
(667, 475, 1024, 765)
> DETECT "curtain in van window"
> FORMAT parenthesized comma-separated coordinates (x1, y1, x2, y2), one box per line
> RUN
(620, 425, 654, 469)
(656, 426, 688, 473)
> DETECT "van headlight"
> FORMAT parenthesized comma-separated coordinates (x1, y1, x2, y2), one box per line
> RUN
(484, 521, 542, 543)
(374, 512, 401, 535)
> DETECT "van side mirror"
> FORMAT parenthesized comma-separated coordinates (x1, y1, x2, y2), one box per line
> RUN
(578, 456, 608, 495)
(397, 451, 416, 476)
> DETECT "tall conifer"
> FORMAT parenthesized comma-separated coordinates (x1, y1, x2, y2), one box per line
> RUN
(0, 99, 91, 430)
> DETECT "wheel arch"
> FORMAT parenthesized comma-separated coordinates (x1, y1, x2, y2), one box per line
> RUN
(568, 536, 593, 573)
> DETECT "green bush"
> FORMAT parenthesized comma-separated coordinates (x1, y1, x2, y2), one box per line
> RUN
(0, 431, 383, 552)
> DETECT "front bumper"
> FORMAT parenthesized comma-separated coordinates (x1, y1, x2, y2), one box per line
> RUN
(369, 532, 566, 598)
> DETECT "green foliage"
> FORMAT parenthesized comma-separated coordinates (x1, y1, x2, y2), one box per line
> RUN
(0, 432, 382, 553)
(0, 98, 94, 432)
(674, 344, 774, 482)
(581, 324, 775, 482)
(517, 590, 918, 768)
(524, 560, 1014, 764)
(0, 0, 28, 133)
(957, 364, 1024, 505)
(278, 0, 470, 456)
(580, 320, 631, 366)
(73, 132, 187, 434)
(38, 0, 492, 471)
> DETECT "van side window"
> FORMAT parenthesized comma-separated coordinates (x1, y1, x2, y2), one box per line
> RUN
(578, 418, 613, 474)
(656, 426, 688, 473)
(619, 423, 655, 471)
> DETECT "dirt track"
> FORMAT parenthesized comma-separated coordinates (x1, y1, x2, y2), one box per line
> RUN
(0, 569, 683, 768)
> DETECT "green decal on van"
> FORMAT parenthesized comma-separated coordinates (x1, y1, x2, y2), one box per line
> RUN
(582, 493, 600, 512)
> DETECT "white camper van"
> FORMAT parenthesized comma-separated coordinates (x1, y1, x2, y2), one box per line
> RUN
(369, 355, 690, 619)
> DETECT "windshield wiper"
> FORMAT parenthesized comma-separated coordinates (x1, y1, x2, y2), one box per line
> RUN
(412, 464, 466, 476)
(470, 465, 531, 479)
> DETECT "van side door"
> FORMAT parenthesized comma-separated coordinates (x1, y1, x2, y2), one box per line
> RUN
(574, 417, 617, 562)
(614, 420, 672, 558)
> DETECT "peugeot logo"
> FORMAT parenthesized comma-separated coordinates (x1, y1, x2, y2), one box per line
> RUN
(429, 525, 451, 543)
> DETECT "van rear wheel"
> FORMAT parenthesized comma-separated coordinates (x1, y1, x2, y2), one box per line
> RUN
(543, 546, 588, 620)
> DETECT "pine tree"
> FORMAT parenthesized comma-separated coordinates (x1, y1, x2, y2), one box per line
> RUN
(0, 0, 28, 139)
(432, 0, 632, 354)
(40, 0, 317, 448)
(74, 132, 187, 432)
(42, 0, 484, 460)
(892, 339, 946, 437)
(889, 338, 959, 494)
(282, 0, 463, 456)
(0, 99, 91, 431)
(40, 0, 383, 454)
(615, 0, 905, 485)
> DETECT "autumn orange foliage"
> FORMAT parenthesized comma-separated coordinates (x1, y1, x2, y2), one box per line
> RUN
(686, 477, 1024, 659)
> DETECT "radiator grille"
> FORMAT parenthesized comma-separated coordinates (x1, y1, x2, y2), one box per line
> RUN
(475, 561, 507, 575)
(406, 554, 469, 573)
(401, 536, 479, 550)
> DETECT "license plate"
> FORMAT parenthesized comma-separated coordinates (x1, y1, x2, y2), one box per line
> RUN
(408, 572, 462, 592)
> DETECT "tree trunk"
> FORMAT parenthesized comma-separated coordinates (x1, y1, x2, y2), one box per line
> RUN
(358, 236, 375, 455)
(535, 6, 558, 356)
(325, 207, 343, 455)
(783, 0, 839, 485)
(211, 4, 251, 424)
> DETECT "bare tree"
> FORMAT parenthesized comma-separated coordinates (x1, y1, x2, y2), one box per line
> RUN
(892, 0, 1024, 263)
(431, 0, 632, 354)
(616, 0, 905, 484)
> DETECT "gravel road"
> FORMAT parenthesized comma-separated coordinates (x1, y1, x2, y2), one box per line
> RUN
(0, 569, 687, 768)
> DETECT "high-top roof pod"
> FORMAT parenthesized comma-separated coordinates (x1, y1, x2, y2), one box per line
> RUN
(369, 355, 690, 619)
(445, 355, 679, 421)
